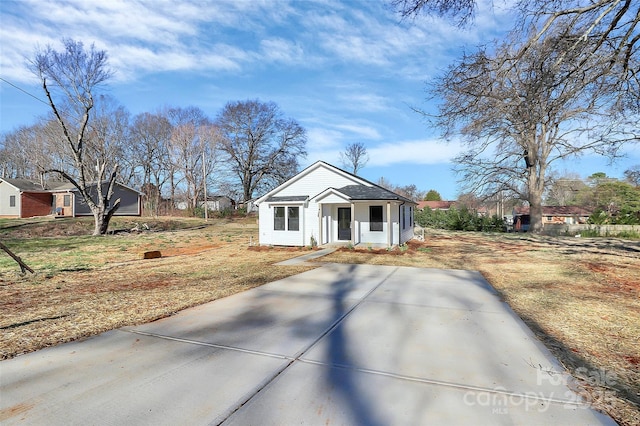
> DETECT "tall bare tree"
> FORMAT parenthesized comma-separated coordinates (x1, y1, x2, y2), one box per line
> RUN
(30, 39, 118, 235)
(167, 107, 217, 213)
(129, 111, 173, 216)
(87, 95, 131, 185)
(393, 0, 640, 99)
(215, 100, 307, 202)
(339, 142, 369, 175)
(430, 37, 637, 232)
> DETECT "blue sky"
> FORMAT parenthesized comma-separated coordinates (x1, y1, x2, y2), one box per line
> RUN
(1, 0, 638, 200)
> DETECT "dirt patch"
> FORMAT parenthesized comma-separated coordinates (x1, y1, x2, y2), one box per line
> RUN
(160, 244, 220, 257)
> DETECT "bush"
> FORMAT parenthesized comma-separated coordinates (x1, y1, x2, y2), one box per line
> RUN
(416, 206, 505, 233)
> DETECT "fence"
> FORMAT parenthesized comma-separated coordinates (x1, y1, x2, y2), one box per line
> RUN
(543, 223, 640, 237)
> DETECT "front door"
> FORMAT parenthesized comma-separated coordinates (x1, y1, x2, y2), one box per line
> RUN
(337, 207, 351, 241)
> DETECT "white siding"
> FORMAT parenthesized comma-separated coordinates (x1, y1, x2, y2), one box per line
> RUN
(258, 203, 273, 245)
(276, 164, 364, 198)
(400, 205, 415, 244)
(0, 183, 20, 217)
(354, 203, 388, 245)
(259, 203, 308, 246)
(257, 162, 415, 247)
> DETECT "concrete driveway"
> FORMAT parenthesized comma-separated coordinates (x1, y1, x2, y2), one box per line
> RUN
(0, 263, 613, 425)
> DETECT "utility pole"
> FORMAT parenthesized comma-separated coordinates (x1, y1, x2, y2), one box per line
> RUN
(202, 151, 208, 221)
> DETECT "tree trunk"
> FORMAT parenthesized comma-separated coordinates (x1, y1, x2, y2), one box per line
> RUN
(92, 210, 106, 236)
(528, 171, 544, 234)
(91, 199, 120, 235)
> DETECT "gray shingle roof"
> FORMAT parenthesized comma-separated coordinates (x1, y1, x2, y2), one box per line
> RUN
(1, 178, 49, 192)
(337, 185, 414, 203)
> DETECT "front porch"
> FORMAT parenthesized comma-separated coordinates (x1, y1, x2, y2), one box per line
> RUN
(316, 200, 399, 248)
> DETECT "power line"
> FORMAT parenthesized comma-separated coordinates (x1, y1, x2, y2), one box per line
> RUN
(0, 77, 49, 106)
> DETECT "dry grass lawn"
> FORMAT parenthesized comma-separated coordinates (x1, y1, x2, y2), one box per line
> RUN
(0, 216, 315, 358)
(1, 218, 638, 425)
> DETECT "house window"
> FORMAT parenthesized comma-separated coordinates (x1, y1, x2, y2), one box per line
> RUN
(402, 206, 406, 229)
(370, 206, 383, 231)
(410, 207, 413, 227)
(274, 206, 285, 230)
(63, 195, 71, 207)
(274, 206, 300, 231)
(288, 207, 299, 231)
(9, 195, 16, 207)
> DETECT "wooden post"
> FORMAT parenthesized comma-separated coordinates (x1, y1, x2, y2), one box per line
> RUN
(0, 241, 34, 274)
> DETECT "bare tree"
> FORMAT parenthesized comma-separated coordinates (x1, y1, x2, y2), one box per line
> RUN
(544, 173, 588, 206)
(1, 126, 41, 179)
(129, 111, 173, 216)
(429, 37, 637, 232)
(339, 142, 369, 175)
(30, 39, 120, 235)
(392, 0, 640, 99)
(624, 165, 640, 186)
(215, 100, 307, 202)
(376, 176, 394, 190)
(87, 95, 131, 184)
(391, 0, 477, 26)
(167, 107, 217, 214)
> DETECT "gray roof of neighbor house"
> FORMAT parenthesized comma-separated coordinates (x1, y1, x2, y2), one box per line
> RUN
(1, 178, 144, 195)
(513, 206, 592, 216)
(1, 178, 50, 192)
(49, 181, 144, 194)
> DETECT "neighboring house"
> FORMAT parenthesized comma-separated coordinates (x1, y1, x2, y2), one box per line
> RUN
(416, 200, 457, 211)
(0, 179, 53, 218)
(512, 205, 591, 231)
(256, 161, 416, 247)
(0, 178, 142, 218)
(237, 198, 258, 213)
(50, 181, 142, 217)
(175, 195, 235, 212)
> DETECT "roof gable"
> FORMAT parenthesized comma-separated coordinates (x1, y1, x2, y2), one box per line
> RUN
(256, 161, 367, 203)
(312, 188, 352, 203)
(257, 161, 415, 204)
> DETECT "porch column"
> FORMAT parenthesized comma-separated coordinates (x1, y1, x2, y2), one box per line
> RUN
(318, 203, 323, 245)
(387, 202, 392, 247)
(350, 202, 355, 245)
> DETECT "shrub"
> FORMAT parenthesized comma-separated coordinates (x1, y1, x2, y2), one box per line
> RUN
(416, 206, 505, 233)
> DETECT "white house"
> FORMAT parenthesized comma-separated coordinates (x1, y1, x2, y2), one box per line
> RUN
(256, 161, 416, 247)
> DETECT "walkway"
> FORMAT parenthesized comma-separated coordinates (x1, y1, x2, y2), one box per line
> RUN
(0, 264, 613, 425)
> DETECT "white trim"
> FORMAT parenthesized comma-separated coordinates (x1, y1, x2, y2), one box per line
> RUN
(255, 161, 367, 205)
(311, 187, 351, 203)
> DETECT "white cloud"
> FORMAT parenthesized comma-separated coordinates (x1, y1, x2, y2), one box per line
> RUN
(306, 127, 343, 149)
(368, 139, 464, 166)
(333, 124, 381, 140)
(260, 38, 304, 64)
